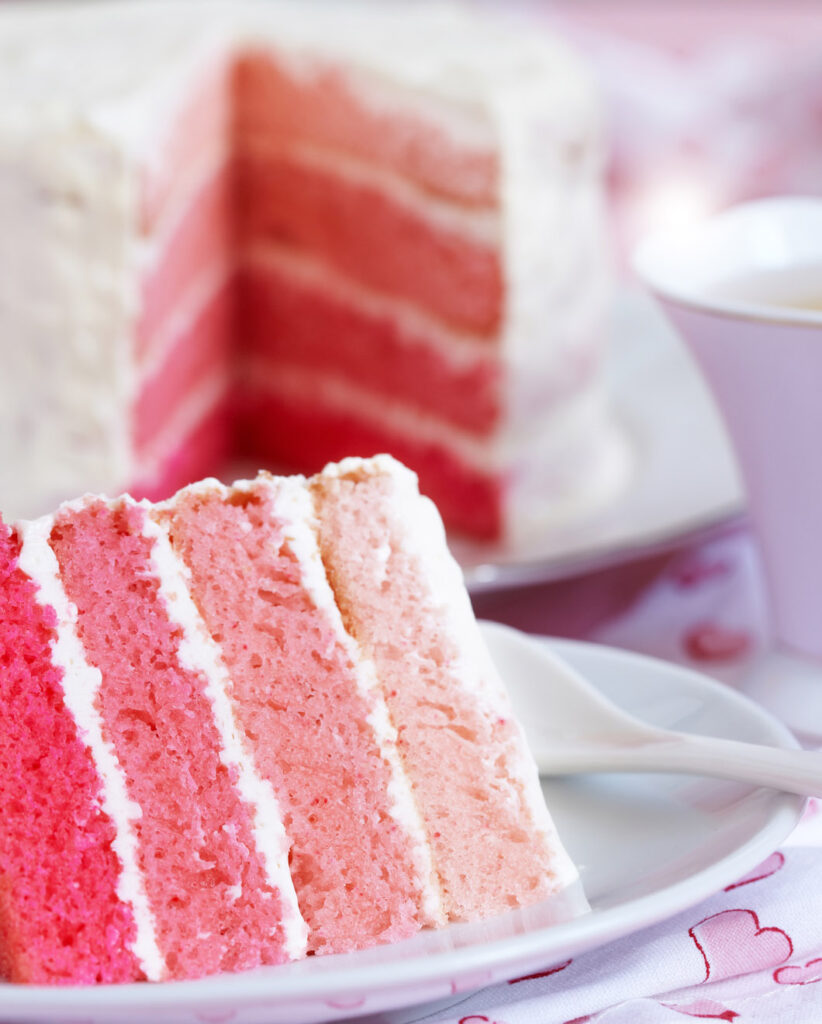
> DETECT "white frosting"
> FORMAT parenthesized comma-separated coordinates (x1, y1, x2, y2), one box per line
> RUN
(239, 474, 444, 925)
(242, 358, 609, 469)
(322, 455, 579, 889)
(138, 499, 308, 960)
(15, 513, 166, 981)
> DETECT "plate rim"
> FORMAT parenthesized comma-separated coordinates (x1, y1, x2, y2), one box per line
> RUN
(0, 627, 804, 1017)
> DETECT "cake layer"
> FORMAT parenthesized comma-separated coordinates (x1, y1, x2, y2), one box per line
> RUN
(132, 382, 233, 505)
(0, 524, 142, 985)
(240, 254, 501, 435)
(138, 160, 234, 359)
(140, 59, 233, 234)
(310, 457, 578, 918)
(135, 270, 234, 455)
(233, 52, 498, 207)
(241, 386, 503, 539)
(48, 499, 295, 980)
(236, 142, 503, 333)
(157, 478, 437, 953)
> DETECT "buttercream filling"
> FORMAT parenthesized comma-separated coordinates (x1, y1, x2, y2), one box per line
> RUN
(139, 500, 309, 960)
(246, 474, 445, 926)
(15, 514, 166, 982)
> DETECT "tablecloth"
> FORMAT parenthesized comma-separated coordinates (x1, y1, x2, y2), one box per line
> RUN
(367, 525, 822, 1024)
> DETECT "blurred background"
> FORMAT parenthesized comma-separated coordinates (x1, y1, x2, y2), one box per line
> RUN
(474, 0, 822, 272)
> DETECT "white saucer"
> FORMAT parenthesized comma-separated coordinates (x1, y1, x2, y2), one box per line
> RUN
(1, 625, 802, 1024)
(457, 290, 745, 592)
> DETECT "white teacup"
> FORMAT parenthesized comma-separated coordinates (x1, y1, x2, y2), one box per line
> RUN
(635, 197, 822, 662)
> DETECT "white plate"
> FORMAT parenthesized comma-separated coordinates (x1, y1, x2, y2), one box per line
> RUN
(1, 624, 802, 1024)
(457, 290, 746, 592)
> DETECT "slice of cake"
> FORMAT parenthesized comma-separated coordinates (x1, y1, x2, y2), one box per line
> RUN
(0, 456, 579, 984)
(0, 0, 628, 541)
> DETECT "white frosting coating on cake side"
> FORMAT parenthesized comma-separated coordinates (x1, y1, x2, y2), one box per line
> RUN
(15, 512, 166, 982)
(137, 496, 309, 961)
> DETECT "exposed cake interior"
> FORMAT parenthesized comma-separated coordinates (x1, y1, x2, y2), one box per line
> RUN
(0, 455, 581, 984)
(0, 525, 141, 985)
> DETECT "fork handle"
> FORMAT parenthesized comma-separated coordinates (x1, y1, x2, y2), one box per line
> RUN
(539, 733, 822, 797)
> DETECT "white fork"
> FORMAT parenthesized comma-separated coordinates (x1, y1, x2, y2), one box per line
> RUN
(484, 621, 822, 797)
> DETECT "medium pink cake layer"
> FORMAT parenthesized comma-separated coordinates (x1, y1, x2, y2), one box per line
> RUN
(240, 387, 503, 539)
(131, 396, 233, 506)
(234, 54, 498, 207)
(236, 145, 503, 334)
(49, 501, 291, 980)
(0, 523, 141, 985)
(311, 463, 562, 919)
(134, 277, 234, 455)
(159, 482, 428, 954)
(138, 161, 234, 359)
(240, 257, 501, 434)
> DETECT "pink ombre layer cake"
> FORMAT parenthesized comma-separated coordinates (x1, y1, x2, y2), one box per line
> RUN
(0, 456, 580, 984)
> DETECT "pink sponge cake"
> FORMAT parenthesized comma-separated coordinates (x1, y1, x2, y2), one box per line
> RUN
(0, 456, 579, 984)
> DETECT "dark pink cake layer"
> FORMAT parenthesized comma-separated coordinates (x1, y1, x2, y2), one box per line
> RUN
(234, 53, 498, 207)
(240, 388, 503, 539)
(240, 256, 501, 434)
(138, 161, 234, 358)
(160, 483, 428, 954)
(0, 523, 141, 985)
(236, 145, 502, 334)
(135, 276, 235, 455)
(311, 463, 562, 920)
(131, 396, 233, 505)
(49, 501, 291, 980)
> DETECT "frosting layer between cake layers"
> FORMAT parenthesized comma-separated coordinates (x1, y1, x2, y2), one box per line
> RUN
(0, 456, 579, 983)
(0, 0, 626, 540)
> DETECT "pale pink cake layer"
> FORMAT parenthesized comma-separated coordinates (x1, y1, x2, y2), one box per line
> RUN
(134, 278, 234, 455)
(240, 387, 503, 539)
(310, 463, 563, 919)
(236, 145, 502, 334)
(0, 523, 141, 985)
(49, 501, 291, 980)
(234, 53, 498, 207)
(240, 257, 501, 434)
(159, 482, 428, 954)
(138, 161, 234, 358)
(140, 61, 232, 234)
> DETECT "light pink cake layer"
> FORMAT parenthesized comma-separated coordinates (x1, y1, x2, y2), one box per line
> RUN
(236, 145, 502, 334)
(310, 462, 564, 919)
(0, 524, 142, 985)
(159, 481, 429, 954)
(140, 61, 232, 234)
(240, 257, 501, 433)
(49, 500, 292, 980)
(234, 53, 498, 206)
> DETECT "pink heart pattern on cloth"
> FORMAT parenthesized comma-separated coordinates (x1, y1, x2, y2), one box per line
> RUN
(773, 957, 822, 986)
(724, 851, 785, 891)
(663, 998, 739, 1020)
(689, 909, 793, 982)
